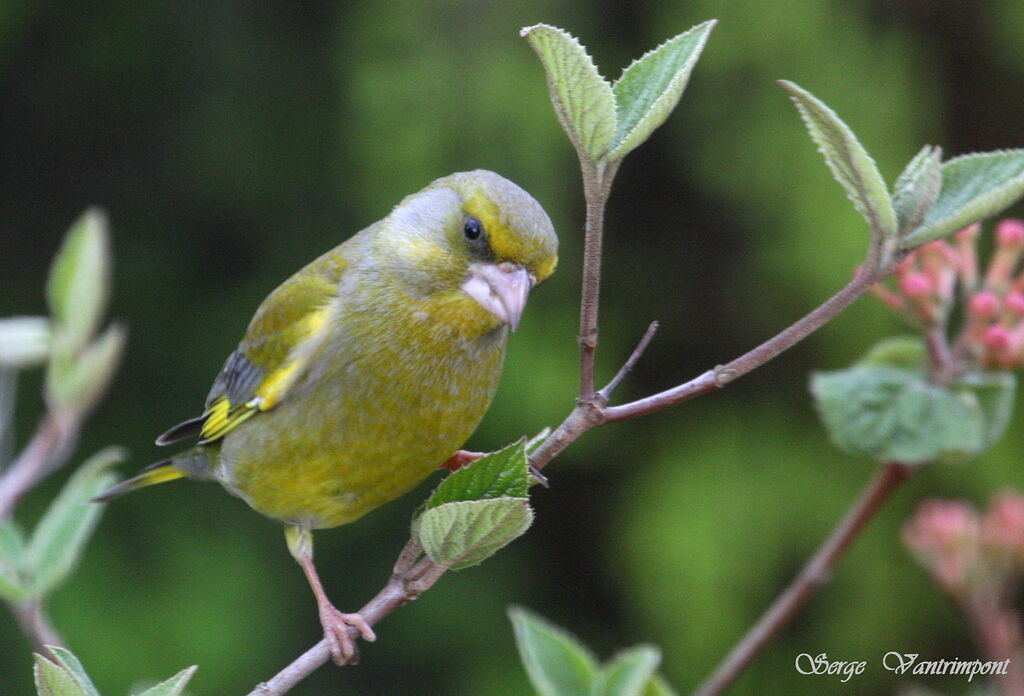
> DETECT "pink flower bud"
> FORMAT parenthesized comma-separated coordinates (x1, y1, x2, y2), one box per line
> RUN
(986, 219, 1024, 290)
(969, 290, 1001, 318)
(981, 491, 1024, 556)
(903, 499, 980, 593)
(996, 218, 1024, 248)
(983, 325, 1012, 352)
(900, 271, 933, 298)
(1006, 291, 1024, 316)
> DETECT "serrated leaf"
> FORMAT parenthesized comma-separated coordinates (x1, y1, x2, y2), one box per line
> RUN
(642, 674, 678, 696)
(608, 20, 715, 161)
(811, 366, 989, 464)
(521, 24, 617, 162)
(416, 497, 532, 569)
(902, 150, 1024, 248)
(0, 317, 52, 368)
(49, 648, 100, 696)
(955, 371, 1016, 449)
(34, 654, 88, 696)
(859, 336, 927, 369)
(602, 646, 661, 696)
(510, 607, 601, 696)
(135, 665, 198, 696)
(46, 322, 126, 413)
(24, 447, 123, 597)
(425, 440, 529, 509)
(779, 81, 897, 240)
(46, 209, 111, 354)
(0, 519, 28, 601)
(893, 145, 943, 236)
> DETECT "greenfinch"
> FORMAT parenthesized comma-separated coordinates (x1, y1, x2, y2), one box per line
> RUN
(97, 170, 557, 663)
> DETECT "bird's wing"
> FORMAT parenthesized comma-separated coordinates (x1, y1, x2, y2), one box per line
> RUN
(157, 250, 346, 446)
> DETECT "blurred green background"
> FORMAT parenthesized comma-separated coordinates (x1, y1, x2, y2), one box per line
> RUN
(2, 1, 1023, 694)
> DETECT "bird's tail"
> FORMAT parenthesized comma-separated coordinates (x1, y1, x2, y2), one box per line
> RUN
(92, 448, 211, 503)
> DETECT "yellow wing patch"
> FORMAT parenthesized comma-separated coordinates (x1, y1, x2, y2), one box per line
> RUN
(198, 306, 331, 444)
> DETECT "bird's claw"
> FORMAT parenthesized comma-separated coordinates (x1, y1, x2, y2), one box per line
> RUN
(319, 605, 376, 665)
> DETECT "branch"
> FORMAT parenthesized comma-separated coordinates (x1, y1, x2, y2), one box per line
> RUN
(529, 265, 887, 470)
(604, 267, 884, 422)
(11, 599, 63, 660)
(690, 462, 913, 696)
(247, 539, 446, 696)
(577, 159, 620, 403)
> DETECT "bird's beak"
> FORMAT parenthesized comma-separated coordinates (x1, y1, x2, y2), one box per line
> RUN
(461, 262, 532, 331)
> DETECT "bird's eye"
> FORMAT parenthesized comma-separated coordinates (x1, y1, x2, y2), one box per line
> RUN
(463, 217, 483, 241)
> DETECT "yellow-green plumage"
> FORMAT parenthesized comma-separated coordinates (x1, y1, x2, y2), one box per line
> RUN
(217, 232, 508, 528)
(103, 170, 557, 532)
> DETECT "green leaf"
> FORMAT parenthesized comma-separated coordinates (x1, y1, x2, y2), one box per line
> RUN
(48, 648, 100, 696)
(425, 440, 529, 509)
(859, 336, 926, 369)
(892, 145, 943, 237)
(0, 317, 52, 368)
(779, 81, 897, 240)
(521, 24, 617, 162)
(33, 654, 88, 696)
(135, 665, 198, 696)
(811, 365, 989, 464)
(0, 519, 28, 601)
(902, 150, 1024, 248)
(46, 209, 111, 354)
(24, 447, 123, 597)
(955, 371, 1016, 450)
(509, 606, 601, 696)
(642, 674, 679, 696)
(415, 497, 532, 569)
(608, 20, 715, 161)
(601, 646, 661, 696)
(46, 322, 127, 413)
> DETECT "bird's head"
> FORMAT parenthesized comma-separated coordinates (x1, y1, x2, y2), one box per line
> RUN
(380, 170, 558, 331)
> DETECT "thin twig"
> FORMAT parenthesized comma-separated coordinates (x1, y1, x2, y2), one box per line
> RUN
(598, 321, 659, 401)
(691, 462, 913, 696)
(604, 267, 886, 423)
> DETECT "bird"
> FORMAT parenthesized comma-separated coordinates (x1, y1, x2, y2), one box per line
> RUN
(95, 170, 558, 664)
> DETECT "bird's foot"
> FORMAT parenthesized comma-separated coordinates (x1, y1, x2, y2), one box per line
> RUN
(318, 604, 376, 665)
(441, 449, 483, 472)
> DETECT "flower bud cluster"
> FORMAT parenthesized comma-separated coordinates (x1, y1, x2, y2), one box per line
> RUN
(903, 491, 1024, 598)
(872, 219, 1024, 369)
(903, 492, 1024, 690)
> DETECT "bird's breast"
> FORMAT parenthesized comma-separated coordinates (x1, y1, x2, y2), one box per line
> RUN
(217, 285, 508, 529)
